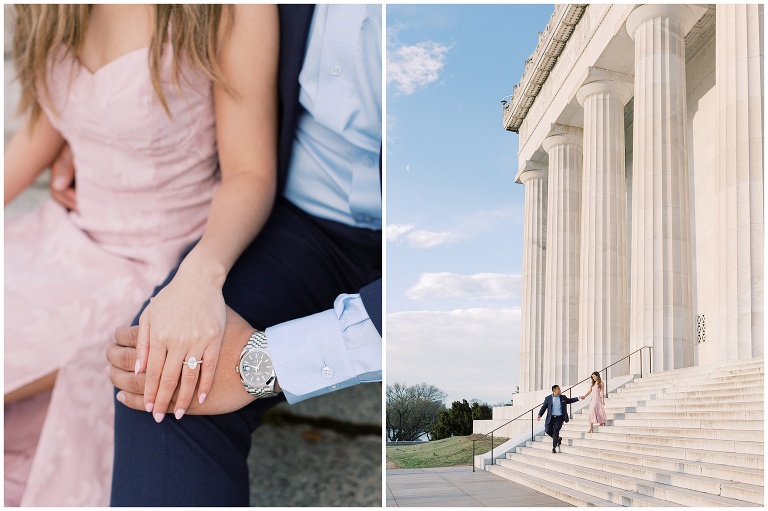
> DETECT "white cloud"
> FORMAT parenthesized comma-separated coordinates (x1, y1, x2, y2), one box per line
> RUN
(406, 272, 522, 301)
(386, 223, 415, 243)
(386, 224, 459, 249)
(405, 229, 457, 248)
(386, 206, 519, 251)
(386, 308, 521, 405)
(387, 41, 452, 95)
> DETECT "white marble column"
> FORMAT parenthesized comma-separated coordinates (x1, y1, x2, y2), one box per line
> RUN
(542, 126, 582, 388)
(626, 5, 700, 373)
(519, 162, 548, 392)
(576, 77, 633, 379)
(716, 4, 764, 361)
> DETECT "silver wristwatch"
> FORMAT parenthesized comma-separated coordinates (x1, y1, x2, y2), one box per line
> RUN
(237, 330, 279, 399)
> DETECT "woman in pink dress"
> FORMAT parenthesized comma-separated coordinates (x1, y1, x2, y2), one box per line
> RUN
(4, 5, 279, 505)
(580, 371, 607, 433)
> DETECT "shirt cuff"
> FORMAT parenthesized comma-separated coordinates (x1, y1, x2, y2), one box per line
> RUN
(265, 293, 382, 404)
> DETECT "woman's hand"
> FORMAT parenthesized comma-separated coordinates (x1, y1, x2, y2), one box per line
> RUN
(108, 307, 260, 416)
(135, 251, 227, 422)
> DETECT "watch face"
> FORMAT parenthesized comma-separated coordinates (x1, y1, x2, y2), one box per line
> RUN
(240, 349, 274, 387)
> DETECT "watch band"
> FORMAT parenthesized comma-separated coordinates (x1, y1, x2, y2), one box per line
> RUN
(240, 330, 278, 399)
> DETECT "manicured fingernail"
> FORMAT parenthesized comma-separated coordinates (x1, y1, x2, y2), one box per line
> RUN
(116, 392, 126, 404)
(154, 413, 164, 423)
(175, 409, 185, 420)
(198, 393, 207, 404)
(53, 176, 68, 190)
(145, 402, 154, 413)
(134, 359, 141, 375)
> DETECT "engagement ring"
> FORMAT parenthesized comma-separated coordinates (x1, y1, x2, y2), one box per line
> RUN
(184, 356, 203, 369)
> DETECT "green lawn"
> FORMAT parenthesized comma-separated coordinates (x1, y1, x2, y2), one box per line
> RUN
(386, 435, 509, 469)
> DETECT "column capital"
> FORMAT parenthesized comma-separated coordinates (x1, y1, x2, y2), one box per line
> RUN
(519, 160, 548, 183)
(543, 124, 583, 153)
(577, 67, 634, 107)
(625, 4, 707, 40)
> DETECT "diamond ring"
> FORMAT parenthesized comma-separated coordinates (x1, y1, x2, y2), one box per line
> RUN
(184, 356, 203, 369)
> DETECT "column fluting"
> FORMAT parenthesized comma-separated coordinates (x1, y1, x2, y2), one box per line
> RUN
(576, 80, 633, 379)
(542, 128, 583, 388)
(626, 5, 698, 373)
(519, 163, 548, 392)
(716, 4, 764, 360)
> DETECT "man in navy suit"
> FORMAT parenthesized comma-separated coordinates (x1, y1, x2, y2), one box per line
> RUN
(538, 385, 580, 453)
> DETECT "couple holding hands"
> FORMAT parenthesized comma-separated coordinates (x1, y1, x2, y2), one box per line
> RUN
(537, 372, 607, 453)
(5, 4, 381, 506)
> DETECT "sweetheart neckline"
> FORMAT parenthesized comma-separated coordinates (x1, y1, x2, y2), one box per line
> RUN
(76, 46, 150, 77)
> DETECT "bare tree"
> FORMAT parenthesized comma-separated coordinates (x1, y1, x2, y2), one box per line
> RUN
(386, 382, 447, 442)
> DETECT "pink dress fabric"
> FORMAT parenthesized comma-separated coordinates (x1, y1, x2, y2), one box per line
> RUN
(588, 383, 607, 425)
(4, 45, 219, 506)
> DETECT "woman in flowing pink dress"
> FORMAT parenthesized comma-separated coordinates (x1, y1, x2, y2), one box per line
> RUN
(580, 371, 607, 433)
(4, 5, 278, 505)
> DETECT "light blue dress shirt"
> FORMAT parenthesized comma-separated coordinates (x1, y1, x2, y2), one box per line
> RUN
(552, 395, 562, 416)
(284, 4, 382, 230)
(265, 5, 382, 404)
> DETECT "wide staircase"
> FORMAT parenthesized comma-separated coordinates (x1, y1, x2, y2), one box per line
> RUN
(487, 358, 764, 506)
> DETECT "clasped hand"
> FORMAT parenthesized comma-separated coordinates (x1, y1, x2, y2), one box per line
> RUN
(135, 258, 226, 422)
(107, 306, 258, 416)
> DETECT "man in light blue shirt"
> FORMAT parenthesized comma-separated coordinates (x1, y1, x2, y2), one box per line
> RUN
(538, 385, 580, 453)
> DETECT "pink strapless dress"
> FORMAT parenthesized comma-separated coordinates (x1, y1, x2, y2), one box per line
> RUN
(588, 384, 607, 425)
(4, 46, 219, 506)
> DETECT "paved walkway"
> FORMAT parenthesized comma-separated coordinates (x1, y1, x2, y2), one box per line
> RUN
(386, 466, 572, 507)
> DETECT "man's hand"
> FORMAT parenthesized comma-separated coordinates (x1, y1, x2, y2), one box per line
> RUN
(50, 143, 77, 211)
(537, 415, 541, 422)
(107, 306, 258, 416)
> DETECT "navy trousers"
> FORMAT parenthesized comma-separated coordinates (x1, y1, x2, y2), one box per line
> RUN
(545, 416, 565, 449)
(111, 198, 381, 506)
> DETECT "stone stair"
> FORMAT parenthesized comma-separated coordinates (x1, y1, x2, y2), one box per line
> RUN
(486, 358, 764, 506)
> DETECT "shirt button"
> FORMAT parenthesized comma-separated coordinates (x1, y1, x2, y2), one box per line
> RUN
(322, 366, 334, 379)
(331, 63, 342, 76)
(363, 155, 374, 167)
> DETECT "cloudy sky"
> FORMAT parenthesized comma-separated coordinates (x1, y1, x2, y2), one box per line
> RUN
(385, 4, 555, 406)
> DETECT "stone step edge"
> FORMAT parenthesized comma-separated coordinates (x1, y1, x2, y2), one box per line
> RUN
(535, 432, 764, 454)
(596, 396, 764, 412)
(631, 369, 765, 382)
(616, 383, 765, 397)
(606, 392, 766, 401)
(500, 453, 762, 507)
(608, 419, 764, 430)
(531, 434, 765, 460)
(635, 364, 765, 381)
(514, 442, 765, 481)
(485, 464, 617, 507)
(557, 427, 765, 444)
(565, 416, 765, 429)
(587, 403, 766, 412)
(565, 425, 764, 441)
(632, 368, 765, 383)
(615, 385, 765, 396)
(633, 359, 764, 379)
(621, 379, 766, 393)
(602, 411, 765, 420)
(510, 447, 765, 497)
(489, 458, 681, 507)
